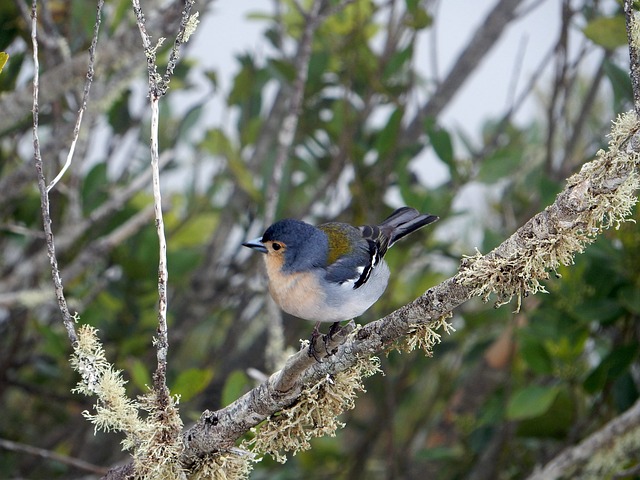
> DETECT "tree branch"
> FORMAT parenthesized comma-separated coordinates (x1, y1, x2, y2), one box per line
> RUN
(525, 399, 640, 480)
(31, 0, 77, 347)
(403, 0, 525, 144)
(181, 115, 640, 463)
(625, 1, 640, 116)
(0, 437, 109, 476)
(46, 0, 104, 193)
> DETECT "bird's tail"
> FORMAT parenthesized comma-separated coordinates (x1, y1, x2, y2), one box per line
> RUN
(379, 207, 439, 246)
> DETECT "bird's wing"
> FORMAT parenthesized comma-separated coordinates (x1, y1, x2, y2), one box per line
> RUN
(318, 223, 375, 289)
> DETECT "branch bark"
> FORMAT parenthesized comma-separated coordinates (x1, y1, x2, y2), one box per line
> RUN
(179, 117, 640, 465)
(525, 399, 640, 480)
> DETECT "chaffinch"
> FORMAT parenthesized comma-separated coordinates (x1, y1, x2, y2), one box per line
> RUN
(243, 207, 438, 357)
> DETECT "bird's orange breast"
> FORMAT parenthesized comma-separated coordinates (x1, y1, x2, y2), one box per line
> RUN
(263, 254, 325, 320)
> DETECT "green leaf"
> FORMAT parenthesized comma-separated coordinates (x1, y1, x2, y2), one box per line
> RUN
(613, 373, 639, 412)
(200, 128, 261, 201)
(427, 125, 453, 165)
(172, 368, 214, 402)
(476, 148, 522, 183)
(506, 385, 560, 420)
(618, 285, 640, 314)
(425, 120, 454, 169)
(374, 108, 403, 157)
(221, 370, 251, 407)
(520, 337, 554, 374)
(604, 59, 633, 108)
(572, 298, 625, 324)
(172, 213, 219, 248)
(584, 344, 638, 393)
(0, 52, 8, 74)
(81, 162, 109, 215)
(127, 357, 152, 391)
(516, 388, 573, 438)
(382, 45, 413, 81)
(583, 16, 627, 50)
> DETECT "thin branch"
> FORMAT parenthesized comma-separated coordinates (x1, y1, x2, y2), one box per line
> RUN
(403, 0, 525, 144)
(130, 0, 197, 406)
(0, 437, 109, 476)
(525, 399, 640, 480)
(162, 0, 196, 85)
(31, 0, 77, 346)
(625, 0, 640, 116)
(46, 0, 104, 193)
(149, 96, 170, 396)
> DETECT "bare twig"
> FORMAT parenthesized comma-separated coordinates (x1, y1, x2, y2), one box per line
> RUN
(162, 0, 197, 85)
(403, 0, 525, 144)
(46, 0, 104, 192)
(625, 0, 640, 116)
(31, 0, 77, 346)
(131, 0, 198, 412)
(0, 437, 109, 475)
(148, 96, 170, 395)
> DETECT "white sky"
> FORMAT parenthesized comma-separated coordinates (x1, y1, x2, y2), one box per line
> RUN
(188, 0, 572, 136)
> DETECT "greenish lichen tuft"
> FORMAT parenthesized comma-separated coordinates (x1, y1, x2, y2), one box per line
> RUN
(188, 450, 254, 480)
(244, 355, 381, 463)
(71, 324, 185, 479)
(458, 112, 640, 310)
(400, 314, 455, 356)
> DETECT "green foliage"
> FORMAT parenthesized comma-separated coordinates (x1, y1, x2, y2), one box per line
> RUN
(583, 15, 628, 50)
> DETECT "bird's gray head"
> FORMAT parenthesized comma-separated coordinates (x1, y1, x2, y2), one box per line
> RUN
(261, 219, 328, 271)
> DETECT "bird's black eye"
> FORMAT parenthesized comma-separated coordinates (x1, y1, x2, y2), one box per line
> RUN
(272, 242, 282, 251)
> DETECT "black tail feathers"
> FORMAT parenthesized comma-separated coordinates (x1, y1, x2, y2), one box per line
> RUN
(380, 207, 439, 246)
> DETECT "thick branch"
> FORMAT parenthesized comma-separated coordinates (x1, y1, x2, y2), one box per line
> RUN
(180, 120, 640, 463)
(525, 399, 640, 480)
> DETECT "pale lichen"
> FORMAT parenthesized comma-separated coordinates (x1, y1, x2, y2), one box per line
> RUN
(578, 424, 640, 479)
(458, 112, 640, 310)
(400, 313, 455, 356)
(71, 324, 185, 479)
(244, 355, 382, 463)
(630, 10, 640, 54)
(188, 449, 254, 480)
(183, 12, 200, 42)
(132, 391, 184, 480)
(71, 325, 144, 439)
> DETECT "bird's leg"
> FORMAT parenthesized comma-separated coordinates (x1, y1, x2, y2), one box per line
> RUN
(322, 321, 342, 356)
(308, 321, 323, 362)
(327, 321, 341, 339)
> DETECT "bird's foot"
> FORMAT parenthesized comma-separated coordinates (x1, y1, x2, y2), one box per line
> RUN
(308, 322, 324, 362)
(308, 321, 343, 361)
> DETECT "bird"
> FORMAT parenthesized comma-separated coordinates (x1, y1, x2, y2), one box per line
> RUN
(243, 207, 439, 358)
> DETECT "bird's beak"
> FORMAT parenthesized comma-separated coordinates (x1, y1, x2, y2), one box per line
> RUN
(242, 237, 268, 254)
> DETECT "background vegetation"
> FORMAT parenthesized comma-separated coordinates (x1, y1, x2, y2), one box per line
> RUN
(0, 0, 638, 478)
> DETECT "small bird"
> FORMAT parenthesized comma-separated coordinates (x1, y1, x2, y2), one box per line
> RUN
(243, 207, 439, 358)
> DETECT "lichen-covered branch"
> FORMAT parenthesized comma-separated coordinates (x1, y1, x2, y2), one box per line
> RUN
(525, 398, 640, 480)
(625, 1, 640, 116)
(179, 112, 640, 475)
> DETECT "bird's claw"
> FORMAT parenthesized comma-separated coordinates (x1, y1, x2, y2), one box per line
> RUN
(307, 321, 342, 362)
